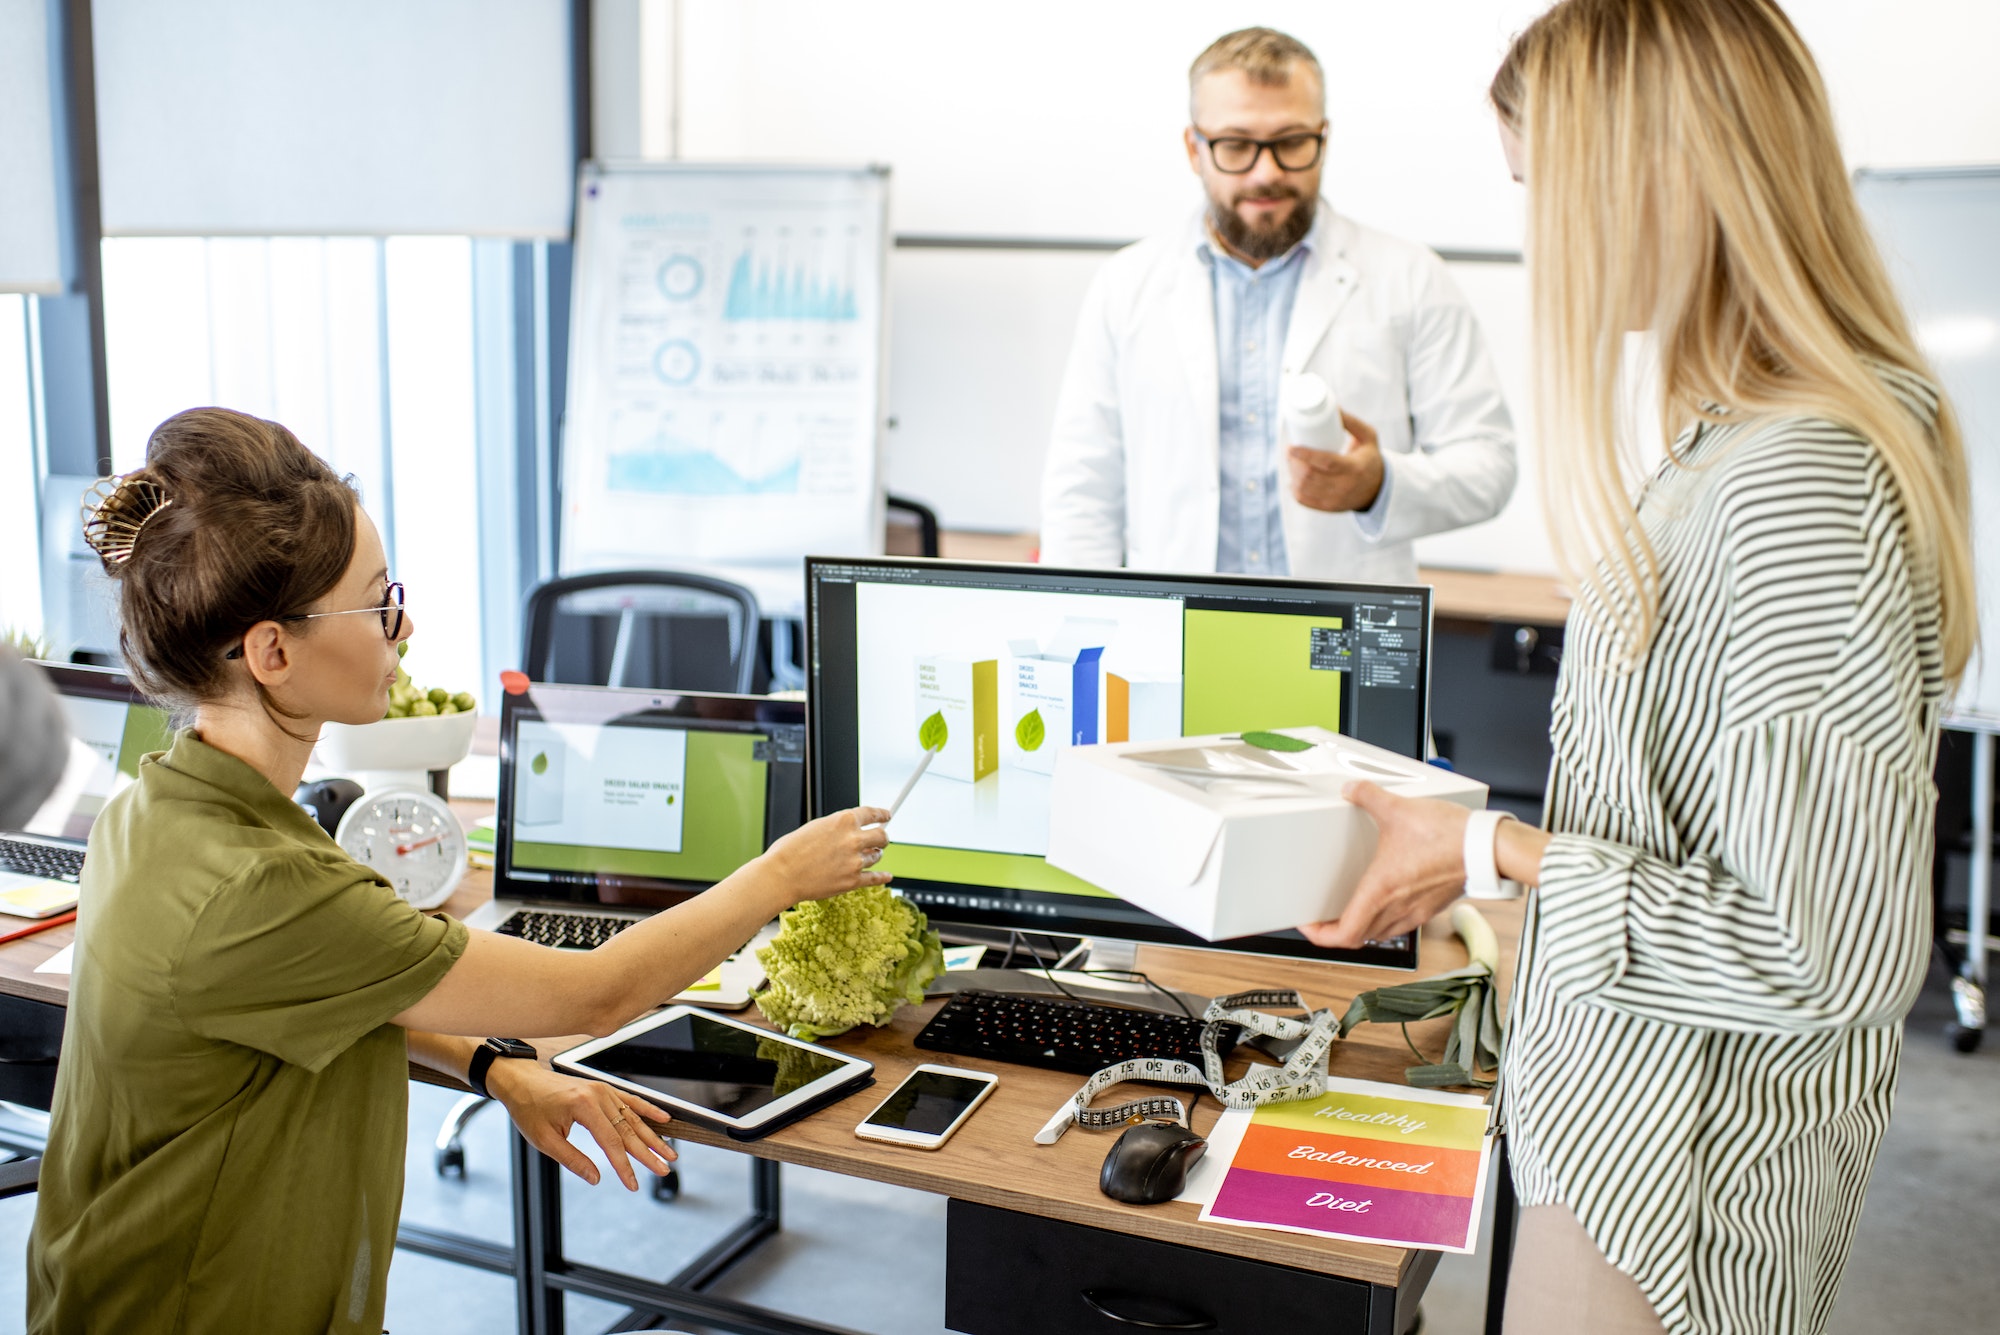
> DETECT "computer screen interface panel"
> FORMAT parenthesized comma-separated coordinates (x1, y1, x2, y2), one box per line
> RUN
(807, 558, 1430, 969)
(499, 684, 806, 909)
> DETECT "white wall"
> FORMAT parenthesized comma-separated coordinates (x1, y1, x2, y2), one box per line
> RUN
(655, 0, 2000, 574)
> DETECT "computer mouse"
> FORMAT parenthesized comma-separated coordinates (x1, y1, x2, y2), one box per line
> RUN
(1099, 1121, 1208, 1205)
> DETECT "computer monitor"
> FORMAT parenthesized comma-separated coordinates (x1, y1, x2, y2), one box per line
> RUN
(19, 662, 176, 842)
(495, 683, 807, 910)
(806, 558, 1431, 969)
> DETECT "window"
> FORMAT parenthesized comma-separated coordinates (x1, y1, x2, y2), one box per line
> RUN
(99, 237, 486, 699)
(0, 296, 42, 642)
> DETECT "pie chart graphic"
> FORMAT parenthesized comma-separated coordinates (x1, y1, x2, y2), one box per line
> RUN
(657, 254, 704, 301)
(653, 339, 701, 386)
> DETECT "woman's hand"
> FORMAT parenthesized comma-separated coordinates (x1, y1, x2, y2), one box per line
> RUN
(1299, 780, 1473, 949)
(486, 1058, 677, 1191)
(759, 806, 893, 905)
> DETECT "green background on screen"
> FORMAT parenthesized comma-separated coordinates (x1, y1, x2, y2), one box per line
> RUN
(515, 730, 768, 881)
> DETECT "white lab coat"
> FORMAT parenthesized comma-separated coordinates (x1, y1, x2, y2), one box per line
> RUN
(1040, 206, 1517, 584)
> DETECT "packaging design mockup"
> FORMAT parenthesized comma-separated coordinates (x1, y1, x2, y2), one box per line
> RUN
(914, 655, 998, 783)
(1004, 618, 1113, 776)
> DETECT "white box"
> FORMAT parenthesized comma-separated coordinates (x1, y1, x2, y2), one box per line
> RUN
(1044, 727, 1488, 941)
(1004, 617, 1113, 776)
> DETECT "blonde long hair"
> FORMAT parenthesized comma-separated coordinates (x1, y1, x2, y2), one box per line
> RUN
(1491, 0, 1976, 680)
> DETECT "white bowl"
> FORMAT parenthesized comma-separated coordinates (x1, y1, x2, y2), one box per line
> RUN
(317, 712, 478, 775)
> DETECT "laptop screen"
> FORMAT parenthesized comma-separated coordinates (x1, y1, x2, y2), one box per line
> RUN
(21, 663, 175, 842)
(497, 683, 806, 909)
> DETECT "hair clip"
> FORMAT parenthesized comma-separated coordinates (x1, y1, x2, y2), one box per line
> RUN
(81, 474, 175, 567)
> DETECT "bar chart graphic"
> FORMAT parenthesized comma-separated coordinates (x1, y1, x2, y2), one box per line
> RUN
(724, 251, 859, 322)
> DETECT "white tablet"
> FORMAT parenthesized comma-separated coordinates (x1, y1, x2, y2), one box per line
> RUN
(554, 1005, 874, 1138)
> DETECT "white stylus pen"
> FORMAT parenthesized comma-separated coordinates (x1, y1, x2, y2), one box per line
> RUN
(888, 747, 938, 818)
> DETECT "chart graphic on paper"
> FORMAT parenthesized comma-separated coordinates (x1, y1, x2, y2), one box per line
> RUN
(562, 167, 889, 608)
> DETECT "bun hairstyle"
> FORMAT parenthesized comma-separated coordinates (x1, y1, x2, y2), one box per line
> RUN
(83, 408, 359, 709)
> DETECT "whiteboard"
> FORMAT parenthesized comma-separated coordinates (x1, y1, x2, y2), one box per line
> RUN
(560, 163, 890, 616)
(1855, 167, 2000, 725)
(882, 245, 1552, 575)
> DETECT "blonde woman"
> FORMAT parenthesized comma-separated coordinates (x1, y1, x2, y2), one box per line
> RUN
(1303, 1, 1975, 1332)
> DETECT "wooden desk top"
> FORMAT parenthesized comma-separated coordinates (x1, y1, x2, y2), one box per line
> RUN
(938, 529, 1573, 629)
(0, 865, 1522, 1290)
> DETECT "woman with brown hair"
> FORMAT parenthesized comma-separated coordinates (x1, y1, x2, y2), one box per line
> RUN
(27, 407, 894, 1333)
(1304, 1, 1974, 1331)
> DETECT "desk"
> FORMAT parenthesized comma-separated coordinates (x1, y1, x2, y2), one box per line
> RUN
(0, 872, 1523, 1335)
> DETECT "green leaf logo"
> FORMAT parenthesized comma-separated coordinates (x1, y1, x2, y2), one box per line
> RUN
(1241, 730, 1313, 752)
(918, 711, 948, 752)
(1016, 708, 1045, 752)
(531, 751, 549, 775)
(666, 793, 676, 805)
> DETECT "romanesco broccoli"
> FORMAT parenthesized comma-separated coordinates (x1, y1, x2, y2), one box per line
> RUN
(754, 885, 946, 1040)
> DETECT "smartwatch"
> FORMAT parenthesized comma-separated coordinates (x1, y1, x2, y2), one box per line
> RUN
(467, 1037, 538, 1099)
(1463, 809, 1524, 901)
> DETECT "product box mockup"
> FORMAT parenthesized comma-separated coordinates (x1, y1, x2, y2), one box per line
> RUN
(1044, 727, 1489, 941)
(915, 655, 998, 783)
(1104, 672, 1182, 743)
(1004, 617, 1113, 775)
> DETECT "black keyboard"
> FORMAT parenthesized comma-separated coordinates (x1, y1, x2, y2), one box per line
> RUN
(495, 909, 638, 950)
(915, 988, 1233, 1076)
(0, 837, 84, 884)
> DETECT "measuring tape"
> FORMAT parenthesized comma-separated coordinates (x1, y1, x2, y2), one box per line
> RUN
(1033, 989, 1341, 1144)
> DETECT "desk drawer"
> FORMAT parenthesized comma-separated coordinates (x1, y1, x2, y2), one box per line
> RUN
(945, 1199, 1376, 1334)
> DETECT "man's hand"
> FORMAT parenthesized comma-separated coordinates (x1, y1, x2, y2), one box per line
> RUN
(1298, 780, 1470, 949)
(487, 1057, 677, 1191)
(1288, 410, 1385, 513)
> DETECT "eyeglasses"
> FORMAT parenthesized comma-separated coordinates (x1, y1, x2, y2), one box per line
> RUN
(224, 581, 406, 660)
(1193, 128, 1327, 174)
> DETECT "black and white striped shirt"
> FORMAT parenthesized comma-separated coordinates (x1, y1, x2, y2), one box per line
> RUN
(1506, 388, 1947, 1335)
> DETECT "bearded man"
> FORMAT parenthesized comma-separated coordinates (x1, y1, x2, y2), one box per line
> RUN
(1041, 27, 1517, 583)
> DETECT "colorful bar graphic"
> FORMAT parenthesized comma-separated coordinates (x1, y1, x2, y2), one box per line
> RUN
(1228, 1124, 1483, 1198)
(1208, 1167, 1475, 1249)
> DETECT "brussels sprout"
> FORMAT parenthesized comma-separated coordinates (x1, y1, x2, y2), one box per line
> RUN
(410, 699, 439, 717)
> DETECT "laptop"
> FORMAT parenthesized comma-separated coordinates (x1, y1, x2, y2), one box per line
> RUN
(467, 681, 809, 1009)
(1, 663, 175, 918)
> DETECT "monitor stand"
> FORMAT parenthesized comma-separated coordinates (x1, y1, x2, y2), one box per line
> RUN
(1082, 937, 1137, 973)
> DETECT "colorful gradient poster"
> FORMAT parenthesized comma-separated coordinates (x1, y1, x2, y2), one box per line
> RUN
(1197, 1079, 1494, 1253)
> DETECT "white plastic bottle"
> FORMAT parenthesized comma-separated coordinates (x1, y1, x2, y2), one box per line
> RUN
(1281, 371, 1346, 451)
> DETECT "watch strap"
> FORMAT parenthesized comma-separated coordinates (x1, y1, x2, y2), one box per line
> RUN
(1463, 809, 1523, 900)
(468, 1037, 534, 1099)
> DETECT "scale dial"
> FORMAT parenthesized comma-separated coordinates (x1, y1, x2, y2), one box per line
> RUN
(334, 787, 468, 911)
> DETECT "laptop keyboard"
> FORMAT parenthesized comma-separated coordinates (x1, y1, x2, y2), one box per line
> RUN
(494, 909, 638, 950)
(0, 838, 84, 884)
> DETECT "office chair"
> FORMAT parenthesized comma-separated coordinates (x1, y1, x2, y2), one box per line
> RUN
(884, 492, 941, 558)
(521, 569, 762, 695)
(435, 569, 762, 1196)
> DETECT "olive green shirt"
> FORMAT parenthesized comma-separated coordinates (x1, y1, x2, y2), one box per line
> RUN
(28, 731, 469, 1334)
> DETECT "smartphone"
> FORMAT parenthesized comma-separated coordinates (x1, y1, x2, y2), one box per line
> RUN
(854, 1064, 999, 1149)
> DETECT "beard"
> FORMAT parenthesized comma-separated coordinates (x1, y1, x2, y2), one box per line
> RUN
(1207, 182, 1317, 262)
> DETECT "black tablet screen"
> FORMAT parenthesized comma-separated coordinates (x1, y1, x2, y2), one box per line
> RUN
(579, 1013, 849, 1117)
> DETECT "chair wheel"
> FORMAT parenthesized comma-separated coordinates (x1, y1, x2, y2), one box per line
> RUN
(435, 1141, 466, 1178)
(651, 1166, 681, 1202)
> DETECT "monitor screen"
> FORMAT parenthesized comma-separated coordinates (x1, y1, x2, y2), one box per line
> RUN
(497, 683, 806, 909)
(21, 663, 175, 842)
(807, 558, 1429, 969)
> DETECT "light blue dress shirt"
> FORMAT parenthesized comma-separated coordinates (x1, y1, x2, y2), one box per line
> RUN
(1201, 217, 1392, 576)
